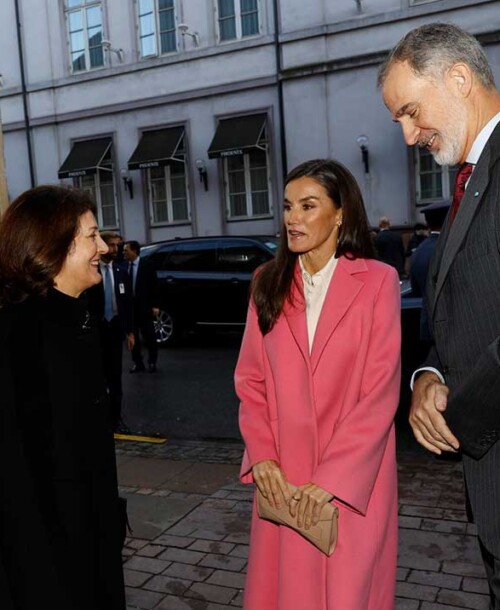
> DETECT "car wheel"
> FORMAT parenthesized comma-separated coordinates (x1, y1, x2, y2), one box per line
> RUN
(154, 309, 180, 346)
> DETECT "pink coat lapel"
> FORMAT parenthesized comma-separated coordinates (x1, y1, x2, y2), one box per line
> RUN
(282, 264, 310, 369)
(311, 256, 366, 373)
(283, 257, 367, 373)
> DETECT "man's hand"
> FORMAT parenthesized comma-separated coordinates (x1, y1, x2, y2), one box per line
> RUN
(409, 371, 459, 454)
(288, 482, 334, 530)
(252, 460, 290, 509)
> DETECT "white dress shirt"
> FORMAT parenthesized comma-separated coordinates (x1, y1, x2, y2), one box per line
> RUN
(299, 253, 338, 352)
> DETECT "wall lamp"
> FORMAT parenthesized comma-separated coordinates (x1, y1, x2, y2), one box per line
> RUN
(102, 39, 124, 62)
(195, 159, 208, 191)
(356, 134, 370, 174)
(120, 169, 134, 198)
(178, 23, 200, 47)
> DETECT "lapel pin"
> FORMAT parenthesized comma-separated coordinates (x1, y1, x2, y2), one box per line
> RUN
(474, 191, 480, 197)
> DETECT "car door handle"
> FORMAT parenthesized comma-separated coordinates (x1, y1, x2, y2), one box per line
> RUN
(165, 276, 175, 283)
(230, 278, 240, 284)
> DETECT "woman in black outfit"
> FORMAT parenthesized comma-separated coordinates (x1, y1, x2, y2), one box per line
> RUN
(0, 185, 126, 609)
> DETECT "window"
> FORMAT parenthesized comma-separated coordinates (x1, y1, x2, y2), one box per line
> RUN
(224, 147, 271, 219)
(168, 242, 217, 272)
(219, 241, 271, 273)
(138, 0, 177, 57)
(73, 147, 118, 229)
(415, 148, 458, 205)
(217, 0, 259, 42)
(146, 135, 189, 225)
(65, 0, 104, 72)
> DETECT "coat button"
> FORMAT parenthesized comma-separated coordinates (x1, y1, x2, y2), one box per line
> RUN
(442, 366, 449, 374)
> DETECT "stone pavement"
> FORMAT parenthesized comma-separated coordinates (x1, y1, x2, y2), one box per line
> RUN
(116, 439, 490, 610)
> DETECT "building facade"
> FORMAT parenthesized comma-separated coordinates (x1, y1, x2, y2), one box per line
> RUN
(0, 0, 498, 243)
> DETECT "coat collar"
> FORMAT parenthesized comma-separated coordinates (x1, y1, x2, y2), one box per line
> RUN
(284, 256, 367, 372)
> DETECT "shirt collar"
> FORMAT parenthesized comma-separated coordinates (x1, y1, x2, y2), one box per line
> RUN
(299, 251, 337, 286)
(467, 111, 500, 164)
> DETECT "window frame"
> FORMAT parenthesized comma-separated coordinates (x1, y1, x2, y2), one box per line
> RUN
(415, 147, 458, 207)
(223, 144, 272, 221)
(65, 0, 104, 73)
(137, 0, 178, 58)
(74, 167, 120, 230)
(215, 0, 260, 43)
(145, 143, 191, 226)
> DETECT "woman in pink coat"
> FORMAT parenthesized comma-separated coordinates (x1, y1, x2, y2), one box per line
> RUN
(235, 159, 401, 610)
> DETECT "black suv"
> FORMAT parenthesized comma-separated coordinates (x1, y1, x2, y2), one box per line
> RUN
(140, 236, 279, 345)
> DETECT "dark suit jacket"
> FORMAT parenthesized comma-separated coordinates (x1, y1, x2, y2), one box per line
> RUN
(410, 233, 440, 342)
(423, 121, 500, 553)
(374, 229, 405, 275)
(87, 262, 134, 337)
(132, 257, 160, 316)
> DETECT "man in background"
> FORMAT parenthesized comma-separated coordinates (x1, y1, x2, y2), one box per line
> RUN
(123, 240, 160, 373)
(87, 231, 134, 432)
(410, 201, 450, 345)
(374, 215, 406, 277)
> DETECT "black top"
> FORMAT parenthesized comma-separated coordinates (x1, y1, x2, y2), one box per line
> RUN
(0, 288, 125, 610)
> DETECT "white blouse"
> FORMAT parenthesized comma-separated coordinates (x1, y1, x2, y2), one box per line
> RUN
(299, 253, 338, 352)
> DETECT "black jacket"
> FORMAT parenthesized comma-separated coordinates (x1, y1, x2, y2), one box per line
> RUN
(0, 289, 125, 609)
(131, 257, 160, 315)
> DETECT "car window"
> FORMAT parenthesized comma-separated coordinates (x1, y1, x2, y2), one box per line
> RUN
(219, 242, 272, 273)
(168, 241, 218, 272)
(144, 245, 176, 270)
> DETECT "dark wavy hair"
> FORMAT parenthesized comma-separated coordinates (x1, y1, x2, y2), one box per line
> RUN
(252, 159, 375, 335)
(0, 185, 96, 305)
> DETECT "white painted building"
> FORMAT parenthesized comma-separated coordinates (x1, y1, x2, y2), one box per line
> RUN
(0, 0, 498, 243)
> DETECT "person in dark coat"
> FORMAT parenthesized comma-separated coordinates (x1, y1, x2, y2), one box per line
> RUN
(0, 185, 126, 610)
(405, 222, 428, 258)
(123, 240, 160, 373)
(410, 201, 450, 343)
(374, 216, 406, 277)
(87, 231, 135, 432)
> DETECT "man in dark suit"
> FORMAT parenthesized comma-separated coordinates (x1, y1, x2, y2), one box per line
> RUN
(379, 22, 500, 605)
(87, 231, 134, 432)
(373, 216, 405, 277)
(410, 201, 450, 343)
(123, 240, 160, 373)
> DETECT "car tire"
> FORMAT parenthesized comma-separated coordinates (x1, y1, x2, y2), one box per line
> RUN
(153, 309, 181, 346)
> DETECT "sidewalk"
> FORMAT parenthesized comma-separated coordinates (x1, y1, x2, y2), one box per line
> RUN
(116, 439, 490, 610)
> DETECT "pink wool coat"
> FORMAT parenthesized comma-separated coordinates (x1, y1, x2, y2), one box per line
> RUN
(235, 256, 401, 610)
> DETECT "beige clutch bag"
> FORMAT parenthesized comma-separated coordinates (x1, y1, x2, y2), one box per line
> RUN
(256, 483, 339, 556)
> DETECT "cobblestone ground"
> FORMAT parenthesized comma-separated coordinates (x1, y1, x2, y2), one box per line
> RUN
(116, 440, 490, 610)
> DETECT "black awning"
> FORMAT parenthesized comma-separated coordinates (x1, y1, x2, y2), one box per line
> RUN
(207, 113, 267, 159)
(58, 137, 112, 179)
(128, 126, 184, 170)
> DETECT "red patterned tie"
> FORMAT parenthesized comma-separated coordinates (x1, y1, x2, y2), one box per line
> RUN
(450, 162, 474, 223)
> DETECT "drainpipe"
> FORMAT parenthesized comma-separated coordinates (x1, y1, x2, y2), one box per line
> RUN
(14, 0, 35, 187)
(272, 0, 287, 179)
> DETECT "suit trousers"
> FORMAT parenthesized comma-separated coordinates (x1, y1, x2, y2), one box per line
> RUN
(101, 317, 123, 428)
(132, 311, 158, 366)
(479, 538, 500, 610)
